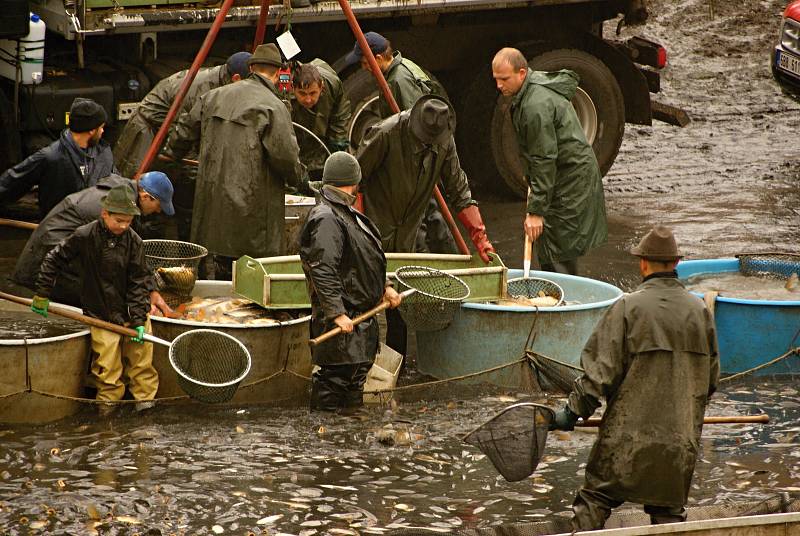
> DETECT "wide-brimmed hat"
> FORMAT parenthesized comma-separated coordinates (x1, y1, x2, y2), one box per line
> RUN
(101, 185, 141, 216)
(409, 95, 455, 145)
(247, 43, 282, 68)
(630, 225, 683, 261)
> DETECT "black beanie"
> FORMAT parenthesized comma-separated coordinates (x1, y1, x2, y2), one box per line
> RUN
(69, 98, 107, 133)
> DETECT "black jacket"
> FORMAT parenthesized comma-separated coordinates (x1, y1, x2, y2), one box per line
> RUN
(35, 219, 151, 327)
(13, 175, 151, 307)
(0, 129, 116, 217)
(299, 186, 387, 366)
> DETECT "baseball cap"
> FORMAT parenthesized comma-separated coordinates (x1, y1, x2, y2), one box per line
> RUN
(345, 32, 389, 65)
(139, 171, 175, 216)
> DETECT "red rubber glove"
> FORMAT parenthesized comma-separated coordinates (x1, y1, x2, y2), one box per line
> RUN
(457, 205, 495, 263)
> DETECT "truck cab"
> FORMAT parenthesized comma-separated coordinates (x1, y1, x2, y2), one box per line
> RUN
(772, 0, 800, 97)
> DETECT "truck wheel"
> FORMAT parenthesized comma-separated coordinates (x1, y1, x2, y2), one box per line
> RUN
(462, 48, 625, 198)
(343, 69, 383, 151)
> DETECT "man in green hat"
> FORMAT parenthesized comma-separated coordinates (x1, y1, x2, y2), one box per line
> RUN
(492, 47, 607, 275)
(549, 224, 719, 530)
(290, 60, 351, 178)
(168, 43, 306, 280)
(32, 185, 159, 414)
(299, 152, 401, 412)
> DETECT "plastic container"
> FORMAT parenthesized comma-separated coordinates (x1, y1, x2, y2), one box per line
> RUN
(0, 12, 45, 85)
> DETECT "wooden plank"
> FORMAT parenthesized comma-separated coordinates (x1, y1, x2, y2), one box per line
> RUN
(652, 100, 692, 127)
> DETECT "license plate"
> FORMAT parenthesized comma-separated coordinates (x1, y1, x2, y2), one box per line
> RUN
(777, 50, 800, 78)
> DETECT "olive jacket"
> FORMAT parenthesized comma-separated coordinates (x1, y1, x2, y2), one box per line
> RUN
(114, 65, 229, 177)
(567, 275, 720, 507)
(168, 73, 304, 259)
(511, 69, 607, 264)
(291, 58, 351, 172)
(300, 185, 387, 366)
(378, 52, 445, 117)
(356, 112, 475, 252)
(36, 219, 151, 327)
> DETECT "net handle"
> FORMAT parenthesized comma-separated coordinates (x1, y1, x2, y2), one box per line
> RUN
(576, 414, 769, 426)
(0, 290, 171, 348)
(309, 288, 415, 346)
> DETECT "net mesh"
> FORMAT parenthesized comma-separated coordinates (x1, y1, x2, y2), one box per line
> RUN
(394, 266, 470, 332)
(144, 240, 208, 306)
(507, 277, 564, 305)
(737, 252, 800, 279)
(462, 403, 554, 482)
(527, 351, 583, 393)
(168, 329, 251, 404)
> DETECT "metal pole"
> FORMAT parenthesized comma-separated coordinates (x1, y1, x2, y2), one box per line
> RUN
(135, 0, 237, 179)
(335, 0, 470, 255)
(253, 0, 272, 50)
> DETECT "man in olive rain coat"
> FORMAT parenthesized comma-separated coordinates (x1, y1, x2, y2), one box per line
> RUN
(166, 44, 305, 280)
(550, 225, 720, 531)
(492, 47, 607, 275)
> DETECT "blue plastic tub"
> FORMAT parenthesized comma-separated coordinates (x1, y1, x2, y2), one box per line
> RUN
(415, 270, 623, 388)
(677, 258, 800, 375)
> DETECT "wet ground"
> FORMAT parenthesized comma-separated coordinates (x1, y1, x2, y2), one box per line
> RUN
(1, 0, 799, 533)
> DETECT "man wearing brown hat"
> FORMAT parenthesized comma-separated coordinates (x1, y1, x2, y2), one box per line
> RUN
(167, 43, 306, 280)
(0, 97, 116, 217)
(549, 225, 719, 531)
(356, 94, 493, 355)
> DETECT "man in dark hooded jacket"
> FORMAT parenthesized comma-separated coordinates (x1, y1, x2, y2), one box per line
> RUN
(550, 225, 719, 531)
(492, 47, 607, 275)
(0, 98, 115, 218)
(14, 172, 175, 315)
(299, 152, 401, 412)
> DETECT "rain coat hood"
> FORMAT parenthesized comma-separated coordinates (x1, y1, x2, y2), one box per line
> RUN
(526, 69, 580, 100)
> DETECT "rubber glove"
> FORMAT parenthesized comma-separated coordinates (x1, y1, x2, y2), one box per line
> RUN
(549, 405, 579, 431)
(31, 295, 49, 318)
(131, 325, 146, 344)
(456, 205, 495, 263)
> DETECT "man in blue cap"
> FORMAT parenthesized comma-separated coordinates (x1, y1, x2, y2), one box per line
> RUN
(115, 51, 251, 241)
(0, 97, 116, 218)
(14, 171, 176, 316)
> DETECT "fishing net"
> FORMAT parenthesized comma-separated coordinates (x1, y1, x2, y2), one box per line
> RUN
(394, 266, 470, 332)
(507, 277, 564, 306)
(527, 351, 583, 393)
(144, 240, 208, 306)
(462, 403, 554, 482)
(737, 252, 800, 279)
(168, 329, 251, 404)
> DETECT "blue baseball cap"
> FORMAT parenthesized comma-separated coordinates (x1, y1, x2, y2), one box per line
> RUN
(139, 171, 175, 216)
(345, 32, 389, 65)
(226, 51, 252, 79)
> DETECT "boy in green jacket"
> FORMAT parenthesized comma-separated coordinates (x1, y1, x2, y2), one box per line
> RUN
(31, 185, 158, 414)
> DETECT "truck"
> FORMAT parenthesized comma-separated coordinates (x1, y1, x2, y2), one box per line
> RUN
(0, 0, 666, 199)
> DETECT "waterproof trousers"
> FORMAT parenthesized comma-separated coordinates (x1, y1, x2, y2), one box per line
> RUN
(571, 487, 687, 531)
(310, 362, 372, 411)
(414, 198, 457, 254)
(540, 258, 579, 276)
(88, 318, 158, 402)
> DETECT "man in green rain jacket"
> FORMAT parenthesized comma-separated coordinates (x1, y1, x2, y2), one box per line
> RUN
(166, 44, 305, 280)
(550, 225, 719, 531)
(290, 59, 351, 177)
(492, 47, 607, 275)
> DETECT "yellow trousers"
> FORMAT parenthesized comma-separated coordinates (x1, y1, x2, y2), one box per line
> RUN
(89, 318, 158, 401)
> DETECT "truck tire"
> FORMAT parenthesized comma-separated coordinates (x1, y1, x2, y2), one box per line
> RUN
(461, 48, 625, 199)
(343, 69, 384, 152)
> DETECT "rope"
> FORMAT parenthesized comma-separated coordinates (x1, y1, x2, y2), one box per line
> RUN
(719, 347, 800, 383)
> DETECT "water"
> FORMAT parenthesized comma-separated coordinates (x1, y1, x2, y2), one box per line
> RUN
(0, 311, 85, 340)
(686, 272, 800, 301)
(0, 379, 796, 534)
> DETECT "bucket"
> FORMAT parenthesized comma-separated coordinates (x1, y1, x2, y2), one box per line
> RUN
(0, 12, 45, 85)
(364, 343, 403, 404)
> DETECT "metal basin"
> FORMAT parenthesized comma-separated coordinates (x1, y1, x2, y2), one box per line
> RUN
(150, 280, 313, 405)
(678, 258, 800, 375)
(0, 301, 90, 424)
(415, 270, 623, 389)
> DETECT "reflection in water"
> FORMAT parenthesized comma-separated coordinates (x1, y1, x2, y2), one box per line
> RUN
(0, 379, 795, 533)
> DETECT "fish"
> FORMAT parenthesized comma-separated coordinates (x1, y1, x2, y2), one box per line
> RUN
(786, 273, 799, 292)
(156, 266, 196, 291)
(496, 295, 560, 307)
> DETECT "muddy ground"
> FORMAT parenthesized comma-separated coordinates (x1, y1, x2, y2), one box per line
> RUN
(0, 0, 799, 533)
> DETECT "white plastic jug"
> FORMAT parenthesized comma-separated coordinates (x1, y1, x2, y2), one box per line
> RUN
(0, 13, 45, 85)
